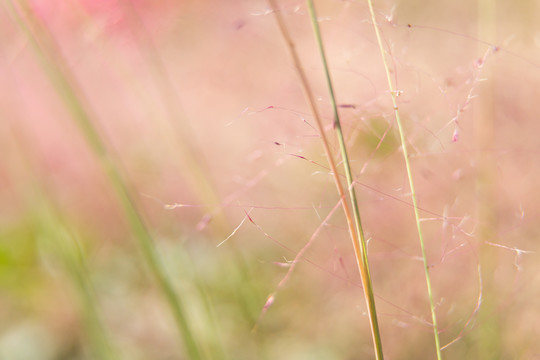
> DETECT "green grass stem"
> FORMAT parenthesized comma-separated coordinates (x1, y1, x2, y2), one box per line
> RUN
(365, 1, 442, 359)
(306, 1, 384, 358)
(268, 1, 384, 358)
(4, 2, 202, 358)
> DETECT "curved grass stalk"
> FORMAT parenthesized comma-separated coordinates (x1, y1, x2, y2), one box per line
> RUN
(4, 2, 202, 359)
(365, 1, 442, 359)
(267, 1, 384, 358)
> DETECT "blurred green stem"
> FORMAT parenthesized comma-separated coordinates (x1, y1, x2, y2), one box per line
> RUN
(4, 1, 202, 358)
(41, 216, 120, 360)
(6, 122, 119, 360)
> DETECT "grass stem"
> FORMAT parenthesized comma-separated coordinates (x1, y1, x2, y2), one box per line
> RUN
(268, 1, 384, 358)
(4, 2, 202, 358)
(365, 1, 442, 359)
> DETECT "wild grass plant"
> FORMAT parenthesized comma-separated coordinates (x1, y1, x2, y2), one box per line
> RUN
(1, 1, 539, 359)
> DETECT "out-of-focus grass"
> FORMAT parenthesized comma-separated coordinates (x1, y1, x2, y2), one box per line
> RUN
(4, 0, 205, 358)
(1, 0, 540, 359)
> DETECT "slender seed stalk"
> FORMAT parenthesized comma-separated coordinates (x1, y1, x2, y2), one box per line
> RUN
(268, 1, 384, 358)
(365, 1, 442, 359)
(4, 2, 202, 359)
(306, 1, 385, 358)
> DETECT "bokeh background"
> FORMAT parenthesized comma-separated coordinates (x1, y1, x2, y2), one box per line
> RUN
(1, 0, 540, 359)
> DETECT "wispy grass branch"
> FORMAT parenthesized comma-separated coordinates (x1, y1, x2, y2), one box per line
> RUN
(267, 1, 384, 358)
(365, 1, 442, 359)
